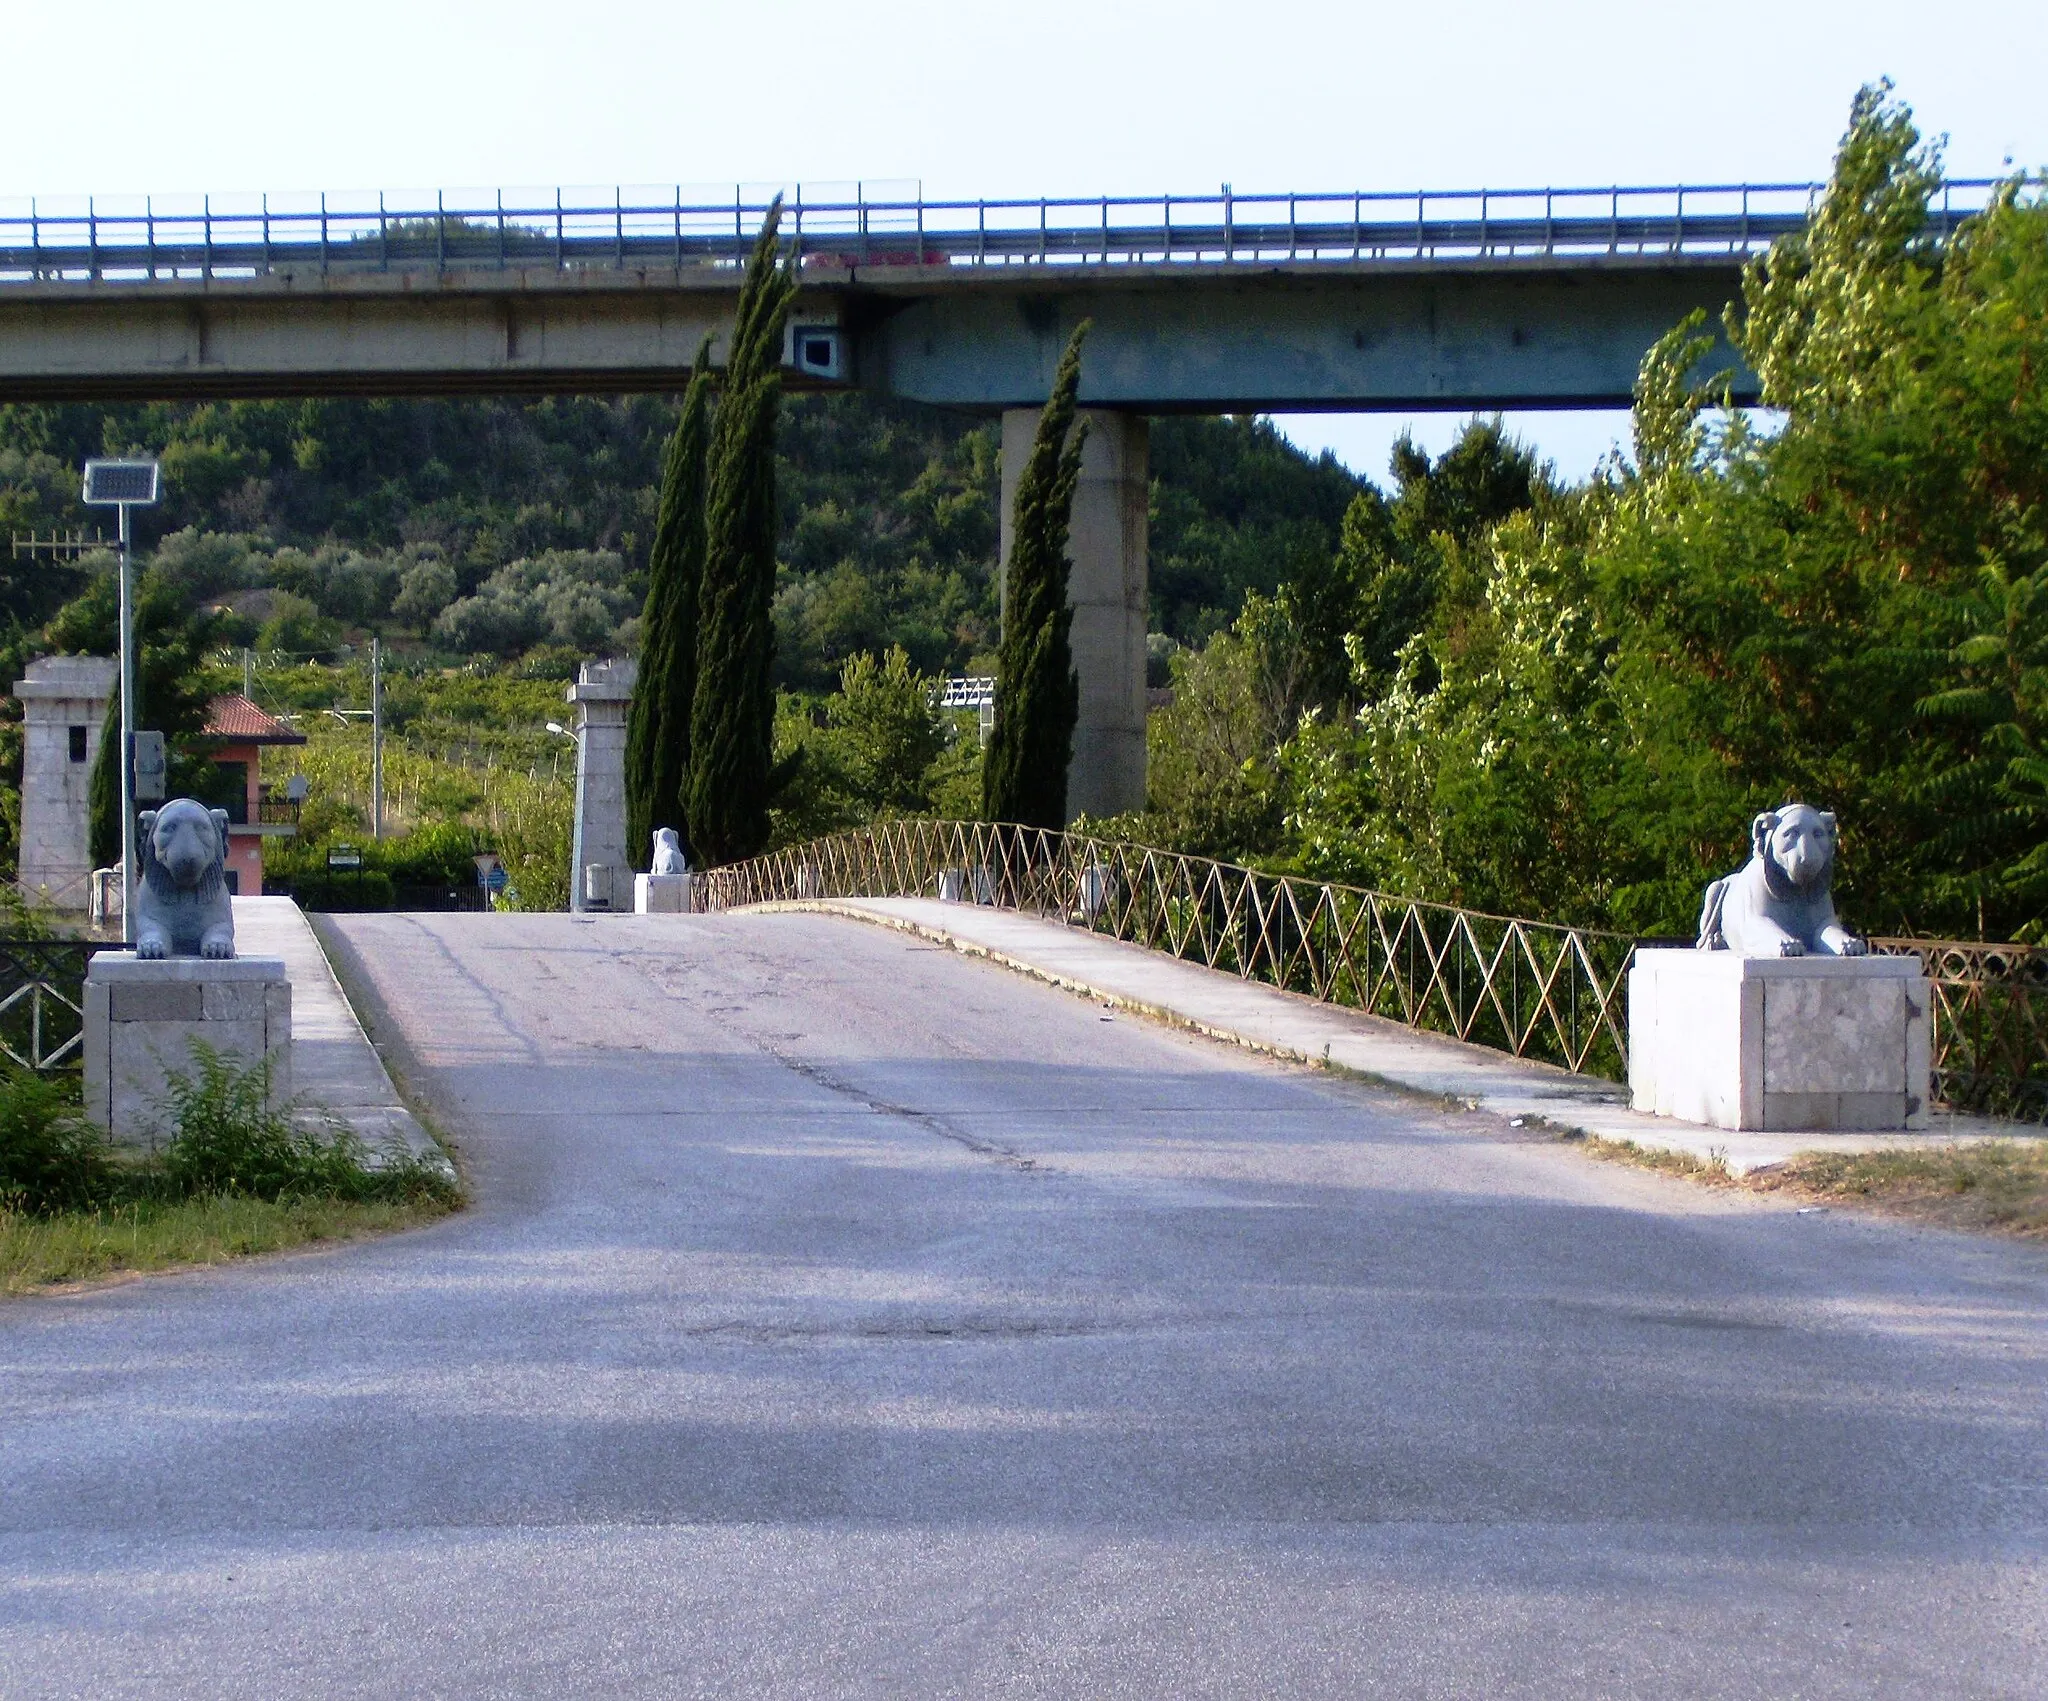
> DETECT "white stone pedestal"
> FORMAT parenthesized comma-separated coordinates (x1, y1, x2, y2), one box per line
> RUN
(633, 873, 693, 914)
(1629, 950, 1929, 1132)
(83, 955, 292, 1146)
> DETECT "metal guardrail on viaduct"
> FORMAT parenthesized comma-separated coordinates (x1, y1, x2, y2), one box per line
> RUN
(700, 819, 2048, 1122)
(0, 178, 2000, 407)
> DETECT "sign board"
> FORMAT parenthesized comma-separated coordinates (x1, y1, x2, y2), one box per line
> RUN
(472, 851, 508, 892)
(327, 844, 363, 871)
(131, 730, 166, 802)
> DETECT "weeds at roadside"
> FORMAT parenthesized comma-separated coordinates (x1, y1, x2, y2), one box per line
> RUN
(1572, 1125, 2048, 1240)
(1746, 1142, 2048, 1239)
(1, 1193, 450, 1295)
(1576, 1133, 1735, 1185)
(0, 1044, 459, 1294)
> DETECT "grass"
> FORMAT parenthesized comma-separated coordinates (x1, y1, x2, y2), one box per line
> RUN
(0, 1191, 457, 1295)
(1577, 1128, 2048, 1240)
(1747, 1140, 2048, 1239)
(1579, 1133, 1737, 1183)
(1, 1044, 463, 1298)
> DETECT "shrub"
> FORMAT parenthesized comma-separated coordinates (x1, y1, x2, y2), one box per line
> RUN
(0, 1068, 111, 1214)
(258, 590, 342, 657)
(154, 1043, 454, 1205)
(394, 556, 459, 634)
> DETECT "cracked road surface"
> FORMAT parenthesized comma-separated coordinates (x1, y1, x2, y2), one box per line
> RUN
(4, 910, 2045, 1698)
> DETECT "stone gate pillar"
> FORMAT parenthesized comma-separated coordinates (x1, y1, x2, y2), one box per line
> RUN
(13, 655, 117, 910)
(566, 658, 635, 912)
(999, 407, 1148, 821)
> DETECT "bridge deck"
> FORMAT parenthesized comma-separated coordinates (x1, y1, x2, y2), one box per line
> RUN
(0, 177, 1996, 408)
(3, 907, 2040, 1695)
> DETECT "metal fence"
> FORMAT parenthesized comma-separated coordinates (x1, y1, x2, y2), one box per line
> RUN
(1866, 938, 2048, 1121)
(0, 940, 107, 1072)
(0, 178, 2002, 285)
(702, 821, 1637, 1079)
(700, 821, 2048, 1119)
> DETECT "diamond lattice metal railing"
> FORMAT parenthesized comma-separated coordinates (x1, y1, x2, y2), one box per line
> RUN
(701, 823, 2048, 1117)
(0, 940, 107, 1072)
(702, 822, 1637, 1080)
(1868, 938, 2048, 1121)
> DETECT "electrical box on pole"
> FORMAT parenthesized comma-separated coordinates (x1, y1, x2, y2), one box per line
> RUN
(131, 731, 166, 803)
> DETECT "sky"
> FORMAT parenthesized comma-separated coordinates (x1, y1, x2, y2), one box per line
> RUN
(4, 0, 2040, 486)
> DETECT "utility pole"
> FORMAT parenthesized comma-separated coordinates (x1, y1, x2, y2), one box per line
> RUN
(243, 647, 254, 700)
(329, 639, 386, 839)
(371, 636, 383, 840)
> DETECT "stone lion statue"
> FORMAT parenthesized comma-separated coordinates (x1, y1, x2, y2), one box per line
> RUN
(134, 798, 236, 960)
(650, 827, 688, 876)
(1696, 803, 1867, 958)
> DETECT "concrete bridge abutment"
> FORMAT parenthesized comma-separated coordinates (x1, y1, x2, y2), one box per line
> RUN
(999, 408, 1148, 822)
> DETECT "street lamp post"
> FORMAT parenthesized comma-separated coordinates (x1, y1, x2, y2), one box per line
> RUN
(81, 459, 160, 945)
(545, 721, 581, 912)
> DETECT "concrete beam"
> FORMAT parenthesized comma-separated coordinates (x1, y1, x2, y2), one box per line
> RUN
(866, 258, 1754, 412)
(0, 270, 760, 401)
(1000, 409, 1148, 823)
(0, 255, 1751, 410)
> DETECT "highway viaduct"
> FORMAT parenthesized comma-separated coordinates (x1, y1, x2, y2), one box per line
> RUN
(0, 179, 1993, 817)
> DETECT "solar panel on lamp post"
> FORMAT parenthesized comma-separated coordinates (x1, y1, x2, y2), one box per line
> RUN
(80, 458, 161, 946)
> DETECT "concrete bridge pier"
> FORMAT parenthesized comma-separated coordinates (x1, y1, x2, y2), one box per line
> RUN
(999, 408, 1149, 822)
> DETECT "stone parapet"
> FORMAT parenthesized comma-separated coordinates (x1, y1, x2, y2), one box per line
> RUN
(1629, 950, 1929, 1133)
(83, 953, 292, 1145)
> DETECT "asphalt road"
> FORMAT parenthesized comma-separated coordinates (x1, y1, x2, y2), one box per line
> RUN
(4, 910, 2044, 1699)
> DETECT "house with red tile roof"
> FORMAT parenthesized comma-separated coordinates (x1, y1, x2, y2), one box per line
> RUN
(203, 695, 307, 895)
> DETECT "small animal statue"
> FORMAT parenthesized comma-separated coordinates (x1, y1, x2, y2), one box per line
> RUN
(649, 827, 688, 876)
(133, 798, 236, 960)
(1696, 803, 1867, 958)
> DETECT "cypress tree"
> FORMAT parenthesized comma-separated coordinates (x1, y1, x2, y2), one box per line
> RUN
(687, 198, 798, 865)
(982, 321, 1091, 829)
(625, 337, 714, 866)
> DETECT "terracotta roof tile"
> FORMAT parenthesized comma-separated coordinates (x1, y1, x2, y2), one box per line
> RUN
(205, 694, 308, 745)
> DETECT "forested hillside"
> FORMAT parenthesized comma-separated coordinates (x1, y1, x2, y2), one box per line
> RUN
(0, 394, 1362, 685)
(0, 387, 1364, 902)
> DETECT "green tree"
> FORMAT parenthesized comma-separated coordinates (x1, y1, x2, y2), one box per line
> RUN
(983, 322, 1090, 828)
(688, 201, 799, 865)
(822, 646, 947, 812)
(44, 569, 225, 868)
(1133, 590, 1312, 862)
(1917, 562, 2048, 937)
(1279, 85, 2048, 941)
(1314, 419, 1547, 702)
(625, 339, 713, 866)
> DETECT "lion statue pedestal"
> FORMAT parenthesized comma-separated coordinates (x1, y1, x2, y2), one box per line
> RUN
(633, 828, 694, 914)
(1630, 953, 1929, 1132)
(81, 800, 292, 1146)
(1630, 806, 1928, 1133)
